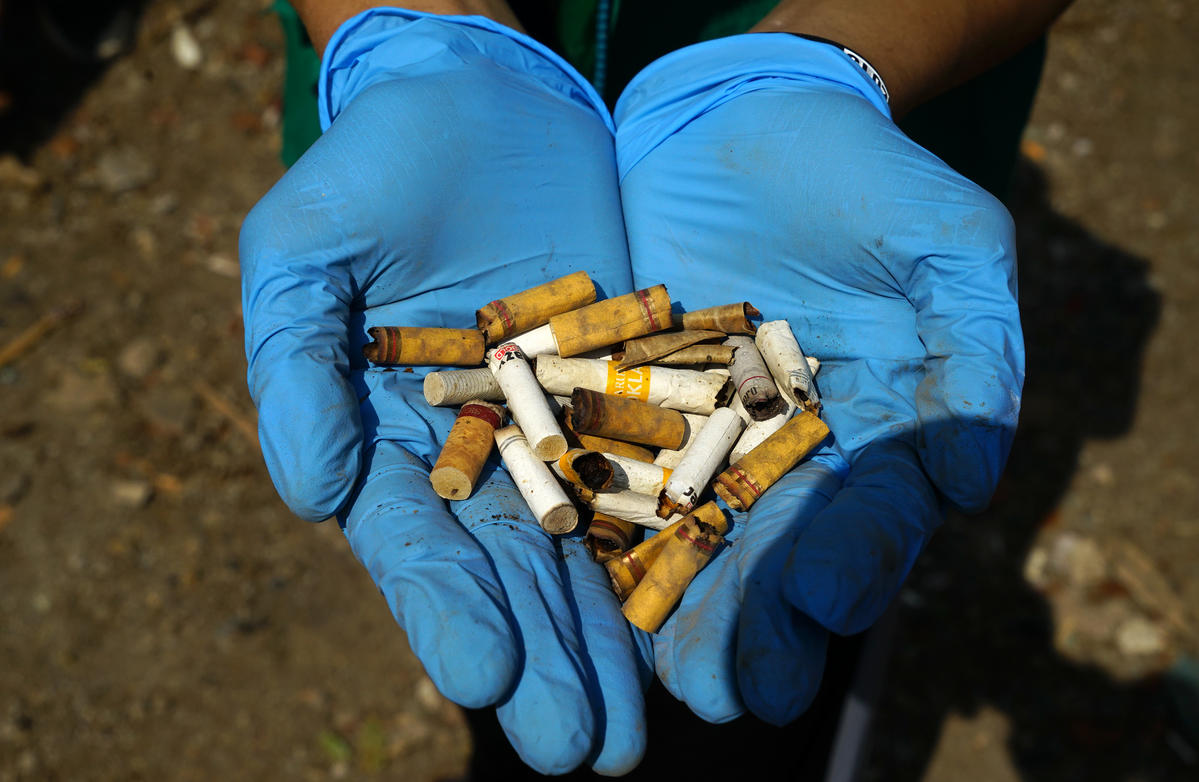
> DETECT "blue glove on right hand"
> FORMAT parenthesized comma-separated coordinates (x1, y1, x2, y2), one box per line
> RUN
(239, 11, 650, 774)
(615, 34, 1024, 724)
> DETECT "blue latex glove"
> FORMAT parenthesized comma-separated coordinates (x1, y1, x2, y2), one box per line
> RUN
(239, 11, 652, 774)
(615, 34, 1023, 724)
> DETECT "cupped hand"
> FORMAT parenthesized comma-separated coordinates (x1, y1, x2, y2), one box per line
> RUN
(614, 33, 1023, 724)
(239, 10, 651, 774)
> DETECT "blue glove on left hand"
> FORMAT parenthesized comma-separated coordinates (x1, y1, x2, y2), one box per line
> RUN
(615, 34, 1024, 724)
(240, 10, 651, 774)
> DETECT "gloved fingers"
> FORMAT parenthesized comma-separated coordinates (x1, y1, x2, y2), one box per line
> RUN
(782, 438, 941, 636)
(240, 167, 364, 523)
(557, 531, 653, 776)
(341, 440, 519, 708)
(732, 463, 840, 725)
(904, 193, 1023, 512)
(736, 605, 829, 727)
(454, 483, 599, 775)
(653, 549, 743, 724)
(656, 462, 842, 724)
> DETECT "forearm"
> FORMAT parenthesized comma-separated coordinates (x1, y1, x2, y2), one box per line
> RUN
(289, 1, 523, 55)
(751, 0, 1073, 116)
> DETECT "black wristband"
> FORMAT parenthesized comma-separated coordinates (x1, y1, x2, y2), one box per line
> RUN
(787, 33, 891, 105)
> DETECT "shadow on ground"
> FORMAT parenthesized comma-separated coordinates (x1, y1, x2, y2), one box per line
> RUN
(0, 0, 147, 157)
(870, 161, 1184, 781)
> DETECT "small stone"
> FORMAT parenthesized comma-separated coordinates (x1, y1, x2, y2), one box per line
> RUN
(1071, 137, 1094, 157)
(1090, 463, 1115, 486)
(93, 147, 156, 194)
(129, 226, 157, 259)
(112, 479, 153, 508)
(117, 337, 160, 379)
(415, 677, 442, 711)
(1023, 546, 1050, 589)
(171, 25, 203, 70)
(150, 192, 179, 215)
(139, 385, 195, 438)
(1050, 533, 1107, 588)
(205, 254, 240, 278)
(0, 472, 30, 504)
(46, 369, 121, 411)
(1115, 617, 1167, 657)
(0, 155, 43, 189)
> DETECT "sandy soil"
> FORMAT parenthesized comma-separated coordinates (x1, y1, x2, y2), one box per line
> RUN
(0, 1, 1195, 780)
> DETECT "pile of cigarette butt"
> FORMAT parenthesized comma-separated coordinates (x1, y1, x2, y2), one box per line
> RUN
(364, 271, 829, 634)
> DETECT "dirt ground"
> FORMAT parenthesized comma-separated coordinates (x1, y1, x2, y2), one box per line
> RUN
(1, 1, 1196, 780)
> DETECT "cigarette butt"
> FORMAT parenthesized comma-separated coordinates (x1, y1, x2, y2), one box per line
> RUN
(552, 448, 614, 491)
(549, 285, 673, 358)
(363, 326, 484, 366)
(584, 512, 639, 564)
(489, 344, 567, 460)
(605, 453, 672, 495)
(563, 415, 657, 464)
(657, 407, 744, 517)
(536, 357, 727, 415)
(501, 323, 559, 359)
(653, 344, 736, 366)
(756, 320, 821, 413)
(617, 330, 724, 370)
(424, 368, 505, 406)
(588, 488, 684, 531)
(713, 411, 830, 511)
(653, 413, 709, 470)
(620, 502, 728, 632)
(494, 425, 579, 534)
(679, 302, 760, 335)
(476, 270, 597, 345)
(726, 336, 789, 421)
(605, 501, 729, 601)
(429, 401, 506, 500)
(569, 388, 687, 450)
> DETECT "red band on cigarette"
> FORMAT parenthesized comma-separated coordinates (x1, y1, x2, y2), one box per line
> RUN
(737, 374, 773, 394)
(728, 466, 762, 498)
(675, 525, 717, 553)
(492, 343, 524, 363)
(489, 300, 515, 331)
(383, 327, 400, 364)
(635, 288, 659, 332)
(590, 519, 632, 546)
(626, 551, 647, 582)
(459, 404, 503, 430)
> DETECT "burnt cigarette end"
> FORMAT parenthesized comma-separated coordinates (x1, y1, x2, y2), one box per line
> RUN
(573, 451, 614, 490)
(585, 513, 638, 563)
(556, 448, 614, 490)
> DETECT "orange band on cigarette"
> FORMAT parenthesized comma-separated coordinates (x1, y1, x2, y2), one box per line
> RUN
(604, 363, 652, 402)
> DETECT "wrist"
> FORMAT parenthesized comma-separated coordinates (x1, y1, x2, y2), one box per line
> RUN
(291, 1, 523, 54)
(318, 9, 610, 132)
(614, 33, 891, 179)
